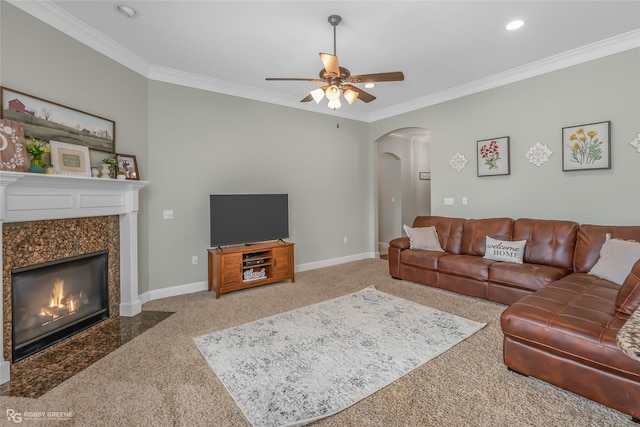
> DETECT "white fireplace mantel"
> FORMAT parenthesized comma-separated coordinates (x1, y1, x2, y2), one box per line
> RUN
(0, 171, 148, 384)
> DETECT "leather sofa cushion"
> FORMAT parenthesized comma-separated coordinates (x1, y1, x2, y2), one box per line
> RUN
(574, 224, 640, 273)
(489, 262, 570, 292)
(412, 216, 465, 254)
(399, 249, 448, 271)
(438, 254, 495, 281)
(460, 218, 512, 256)
(501, 274, 639, 378)
(513, 218, 578, 270)
(616, 259, 640, 315)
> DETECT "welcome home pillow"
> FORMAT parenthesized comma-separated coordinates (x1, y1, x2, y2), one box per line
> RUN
(403, 225, 444, 252)
(484, 236, 526, 264)
(589, 234, 640, 285)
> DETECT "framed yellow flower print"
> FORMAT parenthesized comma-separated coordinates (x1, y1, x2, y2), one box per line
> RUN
(562, 121, 611, 171)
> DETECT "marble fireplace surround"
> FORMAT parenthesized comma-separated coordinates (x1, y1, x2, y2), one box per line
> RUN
(0, 171, 148, 384)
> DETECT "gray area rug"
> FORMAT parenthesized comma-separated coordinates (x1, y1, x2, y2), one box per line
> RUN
(194, 285, 486, 427)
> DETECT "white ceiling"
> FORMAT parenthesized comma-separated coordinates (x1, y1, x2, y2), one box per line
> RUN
(9, 1, 640, 122)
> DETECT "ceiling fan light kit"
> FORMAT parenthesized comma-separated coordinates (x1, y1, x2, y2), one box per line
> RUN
(265, 14, 404, 111)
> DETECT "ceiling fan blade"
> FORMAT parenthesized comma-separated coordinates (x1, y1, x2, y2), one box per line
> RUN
(265, 77, 323, 82)
(342, 84, 376, 103)
(320, 53, 340, 76)
(300, 94, 314, 102)
(347, 71, 405, 83)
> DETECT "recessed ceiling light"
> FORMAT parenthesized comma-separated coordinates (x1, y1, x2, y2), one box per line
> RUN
(506, 20, 524, 31)
(115, 5, 137, 19)
(364, 83, 376, 89)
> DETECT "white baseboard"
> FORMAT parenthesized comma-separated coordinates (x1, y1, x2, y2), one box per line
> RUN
(139, 252, 378, 304)
(139, 280, 208, 305)
(295, 252, 376, 272)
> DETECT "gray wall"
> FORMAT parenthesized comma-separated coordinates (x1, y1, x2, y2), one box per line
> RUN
(370, 48, 640, 226)
(3, 3, 639, 297)
(146, 81, 371, 291)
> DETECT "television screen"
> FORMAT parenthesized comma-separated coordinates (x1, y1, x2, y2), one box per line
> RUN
(210, 194, 289, 247)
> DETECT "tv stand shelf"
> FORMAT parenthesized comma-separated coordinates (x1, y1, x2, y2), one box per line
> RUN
(207, 241, 295, 299)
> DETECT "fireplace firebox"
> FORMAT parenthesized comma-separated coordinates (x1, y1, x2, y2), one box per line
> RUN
(11, 250, 109, 362)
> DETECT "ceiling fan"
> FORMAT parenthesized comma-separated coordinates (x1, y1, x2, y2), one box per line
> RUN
(266, 15, 404, 110)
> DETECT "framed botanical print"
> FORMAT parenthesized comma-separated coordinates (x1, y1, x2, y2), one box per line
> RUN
(477, 136, 510, 177)
(562, 121, 610, 171)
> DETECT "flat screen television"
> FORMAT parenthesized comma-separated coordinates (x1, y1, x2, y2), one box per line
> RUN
(210, 194, 289, 247)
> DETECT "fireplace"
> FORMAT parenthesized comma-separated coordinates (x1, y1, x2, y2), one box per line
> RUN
(11, 251, 109, 362)
(1, 171, 148, 384)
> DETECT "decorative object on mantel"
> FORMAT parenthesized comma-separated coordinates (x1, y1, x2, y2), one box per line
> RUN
(0, 119, 29, 172)
(49, 140, 91, 177)
(629, 132, 640, 153)
(101, 156, 117, 178)
(117, 171, 126, 180)
(24, 137, 50, 173)
(1, 86, 116, 153)
(449, 152, 468, 173)
(477, 136, 510, 176)
(91, 167, 100, 177)
(115, 153, 140, 180)
(525, 142, 553, 167)
(562, 121, 611, 171)
(100, 163, 111, 179)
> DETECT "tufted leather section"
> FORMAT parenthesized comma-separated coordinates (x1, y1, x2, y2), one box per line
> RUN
(574, 224, 640, 273)
(400, 249, 448, 271)
(412, 216, 465, 254)
(501, 273, 639, 379)
(489, 262, 570, 292)
(513, 218, 578, 270)
(616, 258, 640, 315)
(460, 218, 512, 256)
(438, 254, 495, 281)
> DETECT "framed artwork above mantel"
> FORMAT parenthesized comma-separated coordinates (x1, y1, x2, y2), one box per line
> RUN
(0, 87, 115, 153)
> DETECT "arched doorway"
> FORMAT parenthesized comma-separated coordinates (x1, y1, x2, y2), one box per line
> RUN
(376, 127, 431, 257)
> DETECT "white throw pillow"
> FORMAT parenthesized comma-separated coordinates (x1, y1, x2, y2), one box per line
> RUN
(484, 236, 526, 264)
(589, 234, 640, 285)
(403, 225, 444, 252)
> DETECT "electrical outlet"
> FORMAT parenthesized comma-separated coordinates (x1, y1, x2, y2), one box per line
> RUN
(444, 197, 454, 205)
(462, 197, 468, 205)
(163, 210, 174, 219)
(344, 237, 348, 244)
(192, 256, 198, 265)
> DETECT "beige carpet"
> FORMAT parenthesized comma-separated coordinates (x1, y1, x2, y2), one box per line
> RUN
(0, 259, 634, 426)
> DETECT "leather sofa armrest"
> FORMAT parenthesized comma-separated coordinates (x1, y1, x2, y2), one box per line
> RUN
(616, 258, 640, 315)
(389, 237, 410, 250)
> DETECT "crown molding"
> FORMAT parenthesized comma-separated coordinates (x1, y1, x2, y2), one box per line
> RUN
(367, 29, 640, 122)
(147, 65, 364, 121)
(8, 1, 640, 123)
(7, 0, 150, 76)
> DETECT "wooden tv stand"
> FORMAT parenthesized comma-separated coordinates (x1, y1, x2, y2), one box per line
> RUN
(207, 241, 295, 299)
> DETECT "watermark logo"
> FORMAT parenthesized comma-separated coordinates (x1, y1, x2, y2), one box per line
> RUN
(6, 408, 73, 423)
(6, 409, 22, 423)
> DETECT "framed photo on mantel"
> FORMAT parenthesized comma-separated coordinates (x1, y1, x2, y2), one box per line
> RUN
(115, 153, 139, 180)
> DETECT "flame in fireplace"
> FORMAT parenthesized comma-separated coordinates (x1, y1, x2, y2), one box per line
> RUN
(38, 279, 86, 324)
(50, 279, 64, 308)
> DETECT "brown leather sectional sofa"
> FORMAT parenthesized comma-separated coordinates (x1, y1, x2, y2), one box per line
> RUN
(388, 216, 640, 420)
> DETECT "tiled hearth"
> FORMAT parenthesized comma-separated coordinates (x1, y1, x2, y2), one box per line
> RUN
(0, 310, 173, 398)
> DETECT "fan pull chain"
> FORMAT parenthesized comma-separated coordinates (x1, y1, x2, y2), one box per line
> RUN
(336, 110, 340, 128)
